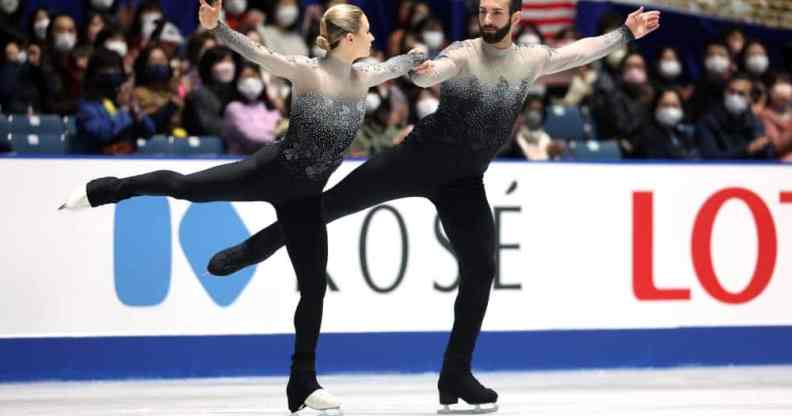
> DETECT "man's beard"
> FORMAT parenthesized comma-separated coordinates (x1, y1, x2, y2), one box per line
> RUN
(480, 19, 511, 43)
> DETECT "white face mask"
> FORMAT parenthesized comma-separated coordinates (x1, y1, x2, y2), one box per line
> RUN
(658, 60, 681, 79)
(365, 92, 381, 113)
(276, 5, 299, 27)
(238, 77, 264, 100)
(416, 98, 439, 119)
(225, 0, 247, 16)
(518, 33, 541, 46)
(423, 31, 444, 50)
(606, 47, 627, 68)
(656, 106, 683, 127)
(724, 93, 748, 115)
(746, 55, 769, 75)
(212, 61, 236, 83)
(54, 32, 77, 52)
(34, 19, 50, 40)
(91, 0, 114, 10)
(105, 40, 128, 57)
(0, 0, 18, 14)
(705, 55, 730, 75)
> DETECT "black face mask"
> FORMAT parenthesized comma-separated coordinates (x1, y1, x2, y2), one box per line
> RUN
(143, 64, 172, 84)
(95, 71, 126, 90)
(480, 17, 511, 44)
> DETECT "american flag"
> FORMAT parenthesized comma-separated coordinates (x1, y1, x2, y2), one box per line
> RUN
(521, 0, 578, 38)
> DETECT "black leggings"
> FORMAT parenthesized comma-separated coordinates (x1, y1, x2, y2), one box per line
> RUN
(238, 141, 497, 362)
(101, 147, 328, 359)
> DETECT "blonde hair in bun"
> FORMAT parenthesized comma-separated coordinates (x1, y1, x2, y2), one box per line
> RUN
(317, 4, 364, 51)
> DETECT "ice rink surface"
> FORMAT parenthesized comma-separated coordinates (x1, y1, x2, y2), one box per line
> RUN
(2, 366, 791, 415)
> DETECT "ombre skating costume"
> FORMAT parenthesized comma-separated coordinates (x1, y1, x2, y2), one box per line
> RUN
(208, 26, 635, 414)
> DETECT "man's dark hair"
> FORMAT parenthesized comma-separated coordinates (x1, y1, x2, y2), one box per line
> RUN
(511, 0, 522, 15)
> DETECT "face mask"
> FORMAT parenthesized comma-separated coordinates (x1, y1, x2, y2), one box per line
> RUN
(724, 93, 748, 115)
(365, 92, 381, 113)
(238, 77, 264, 101)
(91, 0, 114, 11)
(276, 6, 299, 27)
(623, 68, 647, 84)
(34, 19, 50, 40)
(225, 0, 247, 16)
(212, 61, 236, 83)
(518, 34, 541, 46)
(606, 47, 627, 68)
(0, 0, 18, 14)
(16, 50, 26, 64)
(54, 32, 77, 52)
(658, 60, 681, 79)
(416, 97, 439, 119)
(423, 31, 444, 50)
(524, 110, 542, 128)
(746, 55, 769, 75)
(656, 107, 683, 127)
(105, 40, 127, 57)
(705, 55, 730, 75)
(96, 71, 126, 90)
(144, 64, 172, 83)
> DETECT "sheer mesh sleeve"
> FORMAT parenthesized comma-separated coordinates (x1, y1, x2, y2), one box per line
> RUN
(354, 50, 427, 88)
(408, 41, 467, 88)
(213, 21, 314, 81)
(538, 26, 634, 77)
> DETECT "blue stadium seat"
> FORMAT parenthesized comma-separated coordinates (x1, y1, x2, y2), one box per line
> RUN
(172, 136, 224, 156)
(567, 140, 622, 161)
(5, 115, 67, 135)
(136, 135, 173, 155)
(8, 133, 68, 154)
(543, 105, 590, 142)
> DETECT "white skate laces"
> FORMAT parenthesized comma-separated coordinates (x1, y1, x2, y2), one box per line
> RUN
(292, 389, 342, 415)
(438, 402, 499, 414)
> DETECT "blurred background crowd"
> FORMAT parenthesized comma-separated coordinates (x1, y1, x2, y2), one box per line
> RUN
(1, 0, 791, 161)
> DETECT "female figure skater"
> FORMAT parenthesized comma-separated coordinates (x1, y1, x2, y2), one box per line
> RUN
(207, 1, 660, 414)
(60, 2, 426, 414)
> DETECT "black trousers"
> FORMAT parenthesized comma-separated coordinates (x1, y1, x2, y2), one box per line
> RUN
(237, 140, 497, 362)
(100, 145, 329, 359)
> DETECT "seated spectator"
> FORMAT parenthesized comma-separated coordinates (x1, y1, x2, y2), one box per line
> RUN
(689, 41, 733, 121)
(258, 0, 308, 56)
(759, 77, 792, 161)
(741, 40, 771, 84)
(81, 12, 110, 49)
(501, 95, 566, 160)
(632, 89, 698, 159)
(651, 46, 692, 100)
(95, 25, 133, 71)
(222, 62, 284, 155)
(26, 8, 51, 47)
(183, 46, 237, 137)
(589, 52, 654, 152)
(132, 44, 183, 135)
(0, 41, 47, 114)
(346, 87, 410, 157)
(184, 30, 217, 93)
(40, 13, 83, 115)
(74, 48, 155, 154)
(723, 26, 746, 60)
(696, 73, 774, 159)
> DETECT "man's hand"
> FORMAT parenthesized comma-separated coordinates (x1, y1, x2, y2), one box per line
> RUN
(625, 7, 661, 39)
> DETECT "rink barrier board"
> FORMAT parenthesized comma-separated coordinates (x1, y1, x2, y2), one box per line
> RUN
(2, 326, 792, 382)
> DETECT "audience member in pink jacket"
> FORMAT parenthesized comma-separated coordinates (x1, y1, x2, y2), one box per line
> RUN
(759, 78, 792, 161)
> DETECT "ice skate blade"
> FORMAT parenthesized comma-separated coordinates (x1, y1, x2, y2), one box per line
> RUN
(59, 183, 91, 211)
(438, 402, 498, 414)
(291, 407, 343, 416)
